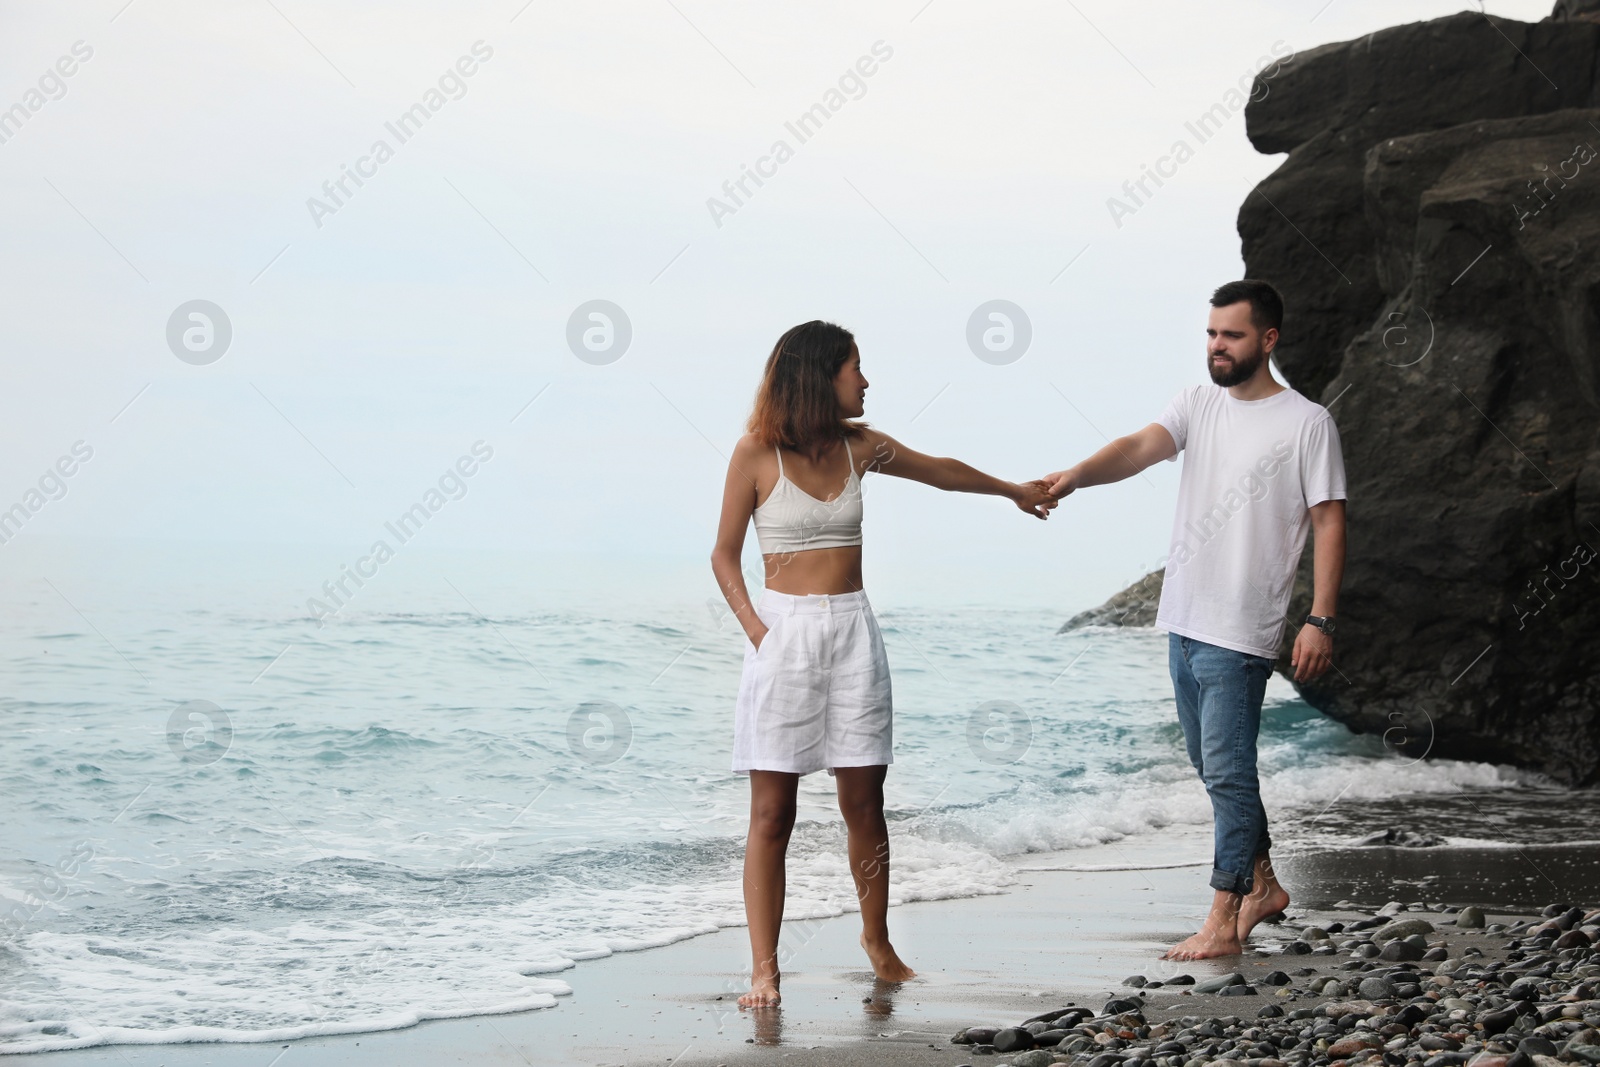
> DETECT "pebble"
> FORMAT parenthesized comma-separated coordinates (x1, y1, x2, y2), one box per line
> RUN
(1374, 917, 1437, 943)
(992, 1026, 1033, 1052)
(1192, 973, 1245, 994)
(1358, 975, 1395, 999)
(1381, 938, 1426, 961)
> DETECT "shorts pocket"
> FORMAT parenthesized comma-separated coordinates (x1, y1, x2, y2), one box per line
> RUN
(754, 611, 784, 658)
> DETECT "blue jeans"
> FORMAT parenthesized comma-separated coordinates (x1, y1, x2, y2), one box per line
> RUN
(1168, 633, 1273, 894)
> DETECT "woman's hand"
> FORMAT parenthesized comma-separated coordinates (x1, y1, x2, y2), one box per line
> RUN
(750, 624, 771, 650)
(1012, 480, 1057, 519)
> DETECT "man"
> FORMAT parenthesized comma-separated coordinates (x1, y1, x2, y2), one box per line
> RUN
(1042, 279, 1346, 959)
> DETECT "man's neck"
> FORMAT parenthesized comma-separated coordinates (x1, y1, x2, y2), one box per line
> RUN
(1227, 362, 1286, 402)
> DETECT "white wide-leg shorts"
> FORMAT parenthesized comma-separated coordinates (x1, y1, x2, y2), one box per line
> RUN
(732, 588, 893, 776)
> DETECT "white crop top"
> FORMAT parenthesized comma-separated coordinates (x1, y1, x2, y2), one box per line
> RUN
(752, 437, 865, 554)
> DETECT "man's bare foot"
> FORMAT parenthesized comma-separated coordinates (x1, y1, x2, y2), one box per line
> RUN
(861, 934, 916, 982)
(738, 970, 780, 1008)
(1237, 853, 1291, 942)
(1163, 889, 1243, 960)
(1238, 884, 1290, 941)
(1162, 925, 1242, 960)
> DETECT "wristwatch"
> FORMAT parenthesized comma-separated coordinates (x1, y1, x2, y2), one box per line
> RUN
(1305, 614, 1336, 636)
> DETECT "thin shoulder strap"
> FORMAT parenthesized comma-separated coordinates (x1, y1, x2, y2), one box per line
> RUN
(843, 435, 855, 476)
(774, 445, 784, 478)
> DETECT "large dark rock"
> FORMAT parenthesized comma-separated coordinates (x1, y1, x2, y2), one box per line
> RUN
(1058, 569, 1163, 632)
(1072, 4, 1600, 784)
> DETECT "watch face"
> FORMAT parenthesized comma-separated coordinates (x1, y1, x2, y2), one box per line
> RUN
(1322, 619, 1335, 635)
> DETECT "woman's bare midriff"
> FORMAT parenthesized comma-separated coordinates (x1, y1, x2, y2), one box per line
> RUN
(761, 545, 864, 595)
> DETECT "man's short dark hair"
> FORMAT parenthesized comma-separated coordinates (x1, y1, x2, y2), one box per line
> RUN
(1210, 279, 1283, 334)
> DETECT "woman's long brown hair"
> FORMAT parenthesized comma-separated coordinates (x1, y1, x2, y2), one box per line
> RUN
(746, 320, 866, 461)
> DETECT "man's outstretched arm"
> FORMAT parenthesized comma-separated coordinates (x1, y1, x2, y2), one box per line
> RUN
(1042, 423, 1178, 499)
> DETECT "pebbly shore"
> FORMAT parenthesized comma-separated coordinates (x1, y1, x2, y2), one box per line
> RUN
(948, 902, 1600, 1067)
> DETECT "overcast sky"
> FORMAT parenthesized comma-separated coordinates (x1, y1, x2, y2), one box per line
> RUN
(0, 0, 1556, 618)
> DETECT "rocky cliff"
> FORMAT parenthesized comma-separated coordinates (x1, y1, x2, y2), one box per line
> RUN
(1072, 3, 1600, 785)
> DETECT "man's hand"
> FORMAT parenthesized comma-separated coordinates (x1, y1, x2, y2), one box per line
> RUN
(1041, 468, 1079, 500)
(1012, 480, 1057, 519)
(1290, 624, 1334, 682)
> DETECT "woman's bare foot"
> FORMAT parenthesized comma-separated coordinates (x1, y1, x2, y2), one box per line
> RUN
(1237, 853, 1290, 942)
(738, 968, 781, 1008)
(861, 934, 916, 982)
(1162, 890, 1243, 960)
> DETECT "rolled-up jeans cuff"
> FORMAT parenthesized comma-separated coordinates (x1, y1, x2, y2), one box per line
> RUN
(1210, 867, 1253, 895)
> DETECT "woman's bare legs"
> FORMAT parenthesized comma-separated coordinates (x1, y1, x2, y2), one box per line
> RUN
(741, 770, 799, 1007)
(834, 765, 915, 982)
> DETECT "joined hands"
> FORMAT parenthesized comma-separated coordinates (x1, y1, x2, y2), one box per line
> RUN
(1013, 479, 1058, 519)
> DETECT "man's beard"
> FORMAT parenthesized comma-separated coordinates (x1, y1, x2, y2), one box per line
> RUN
(1208, 346, 1265, 387)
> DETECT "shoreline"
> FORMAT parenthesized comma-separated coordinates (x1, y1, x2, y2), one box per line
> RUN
(5, 829, 1598, 1065)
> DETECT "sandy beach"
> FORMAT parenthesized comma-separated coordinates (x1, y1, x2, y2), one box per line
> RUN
(7, 826, 1595, 1067)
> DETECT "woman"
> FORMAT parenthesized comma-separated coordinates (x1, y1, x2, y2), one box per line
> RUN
(710, 320, 1055, 1008)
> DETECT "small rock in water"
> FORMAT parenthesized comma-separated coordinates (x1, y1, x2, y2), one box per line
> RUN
(1378, 901, 1407, 916)
(1358, 828, 1448, 847)
(1102, 997, 1141, 1016)
(1122, 974, 1147, 987)
(1261, 970, 1291, 985)
(1281, 940, 1313, 955)
(1165, 974, 1195, 985)
(1219, 984, 1258, 997)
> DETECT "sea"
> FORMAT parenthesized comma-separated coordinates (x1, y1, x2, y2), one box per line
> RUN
(0, 586, 1578, 1055)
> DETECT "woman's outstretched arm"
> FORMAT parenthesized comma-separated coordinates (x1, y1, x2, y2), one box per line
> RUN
(710, 435, 770, 647)
(863, 429, 1056, 519)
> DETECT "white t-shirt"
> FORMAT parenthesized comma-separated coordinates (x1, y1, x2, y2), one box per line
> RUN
(1155, 384, 1346, 658)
